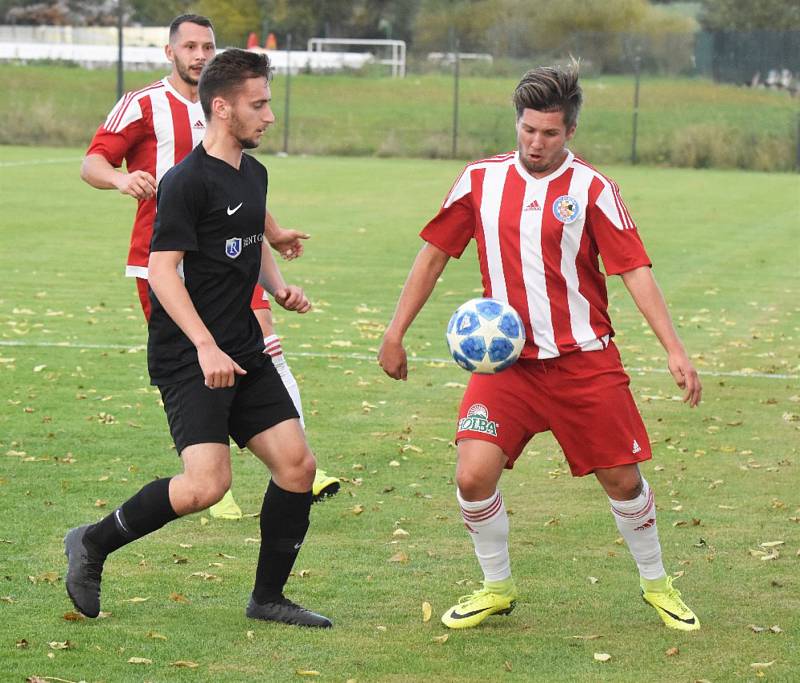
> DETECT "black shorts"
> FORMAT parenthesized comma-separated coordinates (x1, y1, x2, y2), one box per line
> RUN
(158, 355, 298, 455)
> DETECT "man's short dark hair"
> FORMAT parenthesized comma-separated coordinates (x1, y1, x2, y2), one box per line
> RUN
(513, 61, 583, 129)
(169, 14, 214, 41)
(199, 49, 273, 119)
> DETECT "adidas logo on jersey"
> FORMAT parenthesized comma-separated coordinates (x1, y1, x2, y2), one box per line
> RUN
(523, 199, 541, 211)
(193, 120, 205, 129)
(632, 439, 642, 454)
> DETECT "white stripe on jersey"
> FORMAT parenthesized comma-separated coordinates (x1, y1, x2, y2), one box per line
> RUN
(519, 180, 558, 357)
(150, 87, 177, 184)
(563, 164, 605, 351)
(479, 163, 509, 303)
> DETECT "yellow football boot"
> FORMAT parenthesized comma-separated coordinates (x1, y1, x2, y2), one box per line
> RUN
(641, 575, 700, 631)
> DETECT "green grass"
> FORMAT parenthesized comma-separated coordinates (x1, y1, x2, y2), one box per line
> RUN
(0, 64, 798, 169)
(0, 146, 799, 682)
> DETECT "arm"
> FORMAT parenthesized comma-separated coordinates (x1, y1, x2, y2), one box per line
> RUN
(258, 242, 311, 314)
(620, 266, 702, 407)
(148, 250, 246, 388)
(264, 211, 309, 261)
(378, 243, 451, 381)
(80, 153, 157, 200)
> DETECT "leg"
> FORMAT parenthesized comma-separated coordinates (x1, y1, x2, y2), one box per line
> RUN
(244, 420, 331, 627)
(442, 439, 517, 629)
(255, 304, 340, 501)
(596, 463, 699, 631)
(65, 443, 230, 617)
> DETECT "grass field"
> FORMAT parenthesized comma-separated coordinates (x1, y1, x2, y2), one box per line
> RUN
(0, 145, 799, 682)
(1, 63, 798, 170)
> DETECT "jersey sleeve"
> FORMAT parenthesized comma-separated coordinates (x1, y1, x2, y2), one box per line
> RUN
(586, 176, 651, 275)
(85, 95, 147, 167)
(419, 167, 475, 258)
(150, 167, 204, 253)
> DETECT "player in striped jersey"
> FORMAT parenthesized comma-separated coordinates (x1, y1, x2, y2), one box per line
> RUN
(80, 14, 338, 519)
(379, 63, 702, 632)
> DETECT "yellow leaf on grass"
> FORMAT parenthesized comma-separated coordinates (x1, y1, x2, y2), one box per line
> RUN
(48, 640, 73, 650)
(571, 634, 602, 640)
(750, 661, 776, 670)
(169, 592, 190, 603)
(63, 611, 85, 621)
(123, 596, 149, 603)
(388, 551, 409, 563)
(295, 670, 321, 676)
(665, 647, 679, 656)
(171, 660, 200, 668)
(128, 657, 152, 664)
(594, 653, 612, 662)
(146, 631, 168, 640)
(393, 528, 410, 538)
(432, 634, 449, 644)
(422, 601, 432, 623)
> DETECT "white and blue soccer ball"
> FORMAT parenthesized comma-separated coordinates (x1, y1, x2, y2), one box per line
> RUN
(445, 298, 526, 374)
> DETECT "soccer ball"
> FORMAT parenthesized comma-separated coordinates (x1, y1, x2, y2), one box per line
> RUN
(445, 298, 525, 374)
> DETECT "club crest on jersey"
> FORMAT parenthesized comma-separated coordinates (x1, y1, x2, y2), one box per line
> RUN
(458, 403, 498, 437)
(552, 195, 580, 224)
(225, 237, 242, 259)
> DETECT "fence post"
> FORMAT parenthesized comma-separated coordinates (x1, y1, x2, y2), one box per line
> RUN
(116, 0, 124, 101)
(452, 38, 460, 159)
(796, 110, 800, 173)
(631, 54, 641, 165)
(283, 33, 292, 155)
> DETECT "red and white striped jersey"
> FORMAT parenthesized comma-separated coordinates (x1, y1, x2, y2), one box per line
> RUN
(421, 150, 651, 360)
(86, 77, 206, 278)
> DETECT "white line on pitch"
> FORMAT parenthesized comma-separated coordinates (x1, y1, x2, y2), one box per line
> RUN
(0, 157, 82, 168)
(0, 339, 796, 381)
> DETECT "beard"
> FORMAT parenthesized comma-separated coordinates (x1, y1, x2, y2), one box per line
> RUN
(174, 58, 199, 86)
(230, 111, 261, 149)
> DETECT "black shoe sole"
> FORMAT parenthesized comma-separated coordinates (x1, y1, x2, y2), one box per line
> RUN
(311, 481, 340, 504)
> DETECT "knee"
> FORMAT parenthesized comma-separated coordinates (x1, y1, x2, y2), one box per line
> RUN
(185, 478, 231, 512)
(456, 470, 493, 502)
(607, 474, 643, 501)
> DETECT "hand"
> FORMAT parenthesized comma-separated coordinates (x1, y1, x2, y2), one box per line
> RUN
(268, 228, 309, 260)
(197, 343, 247, 389)
(667, 351, 702, 407)
(378, 335, 408, 380)
(274, 285, 311, 313)
(114, 170, 157, 200)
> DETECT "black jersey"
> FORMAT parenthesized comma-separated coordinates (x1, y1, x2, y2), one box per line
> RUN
(147, 143, 268, 385)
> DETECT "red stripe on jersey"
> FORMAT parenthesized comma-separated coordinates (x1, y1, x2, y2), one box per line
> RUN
(108, 82, 164, 133)
(470, 168, 492, 297)
(541, 168, 578, 353)
(125, 96, 159, 269)
(167, 91, 193, 165)
(497, 166, 539, 355)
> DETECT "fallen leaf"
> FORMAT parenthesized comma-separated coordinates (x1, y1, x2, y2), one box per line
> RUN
(759, 541, 785, 548)
(146, 631, 168, 640)
(504, 661, 513, 672)
(750, 661, 776, 669)
(63, 611, 85, 621)
(123, 596, 149, 603)
(246, 630, 255, 640)
(169, 592, 190, 603)
(388, 551, 409, 563)
(665, 647, 679, 656)
(128, 657, 152, 664)
(171, 660, 200, 668)
(594, 652, 611, 662)
(432, 634, 449, 644)
(422, 601, 432, 623)
(588, 576, 599, 584)
(351, 504, 365, 515)
(749, 624, 767, 633)
(770, 625, 783, 633)
(295, 670, 321, 676)
(16, 639, 28, 648)
(571, 634, 602, 640)
(48, 641, 73, 650)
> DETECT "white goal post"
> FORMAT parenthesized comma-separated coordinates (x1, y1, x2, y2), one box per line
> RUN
(307, 37, 406, 77)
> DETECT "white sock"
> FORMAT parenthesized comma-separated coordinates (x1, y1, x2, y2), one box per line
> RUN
(609, 478, 666, 580)
(264, 335, 305, 429)
(457, 488, 511, 582)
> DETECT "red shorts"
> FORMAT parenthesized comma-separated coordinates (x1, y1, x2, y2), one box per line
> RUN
(455, 343, 651, 477)
(250, 284, 272, 311)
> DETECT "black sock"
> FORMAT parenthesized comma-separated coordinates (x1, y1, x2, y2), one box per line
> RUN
(84, 477, 179, 556)
(253, 479, 311, 604)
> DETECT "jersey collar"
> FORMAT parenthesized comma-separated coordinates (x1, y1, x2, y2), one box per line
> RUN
(161, 77, 200, 107)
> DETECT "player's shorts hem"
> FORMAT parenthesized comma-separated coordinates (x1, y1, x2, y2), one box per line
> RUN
(234, 411, 299, 449)
(570, 453, 652, 478)
(177, 438, 233, 456)
(455, 434, 518, 468)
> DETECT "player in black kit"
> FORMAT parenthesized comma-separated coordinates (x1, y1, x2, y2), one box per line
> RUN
(64, 48, 331, 628)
